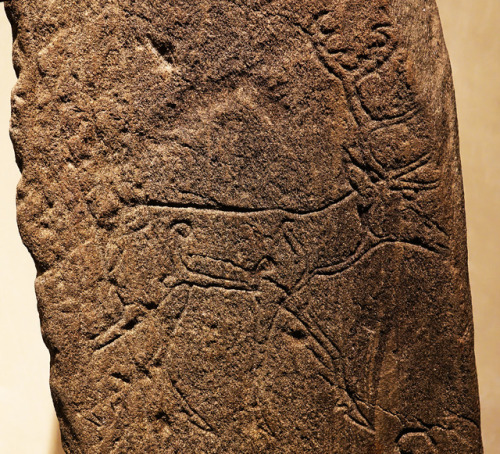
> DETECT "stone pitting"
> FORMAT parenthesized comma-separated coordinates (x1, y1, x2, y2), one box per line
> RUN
(5, 0, 482, 452)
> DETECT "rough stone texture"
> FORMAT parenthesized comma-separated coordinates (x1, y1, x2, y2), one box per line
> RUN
(5, 0, 482, 452)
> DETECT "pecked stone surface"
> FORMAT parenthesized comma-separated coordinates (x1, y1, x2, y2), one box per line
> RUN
(5, 0, 482, 452)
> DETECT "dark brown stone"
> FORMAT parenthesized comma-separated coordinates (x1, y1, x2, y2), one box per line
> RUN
(5, 0, 482, 452)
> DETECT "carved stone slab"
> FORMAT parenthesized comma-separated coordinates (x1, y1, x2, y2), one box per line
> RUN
(5, 0, 482, 452)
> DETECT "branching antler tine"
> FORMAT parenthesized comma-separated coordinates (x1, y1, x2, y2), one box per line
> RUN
(364, 149, 389, 179)
(390, 180, 440, 191)
(389, 152, 432, 180)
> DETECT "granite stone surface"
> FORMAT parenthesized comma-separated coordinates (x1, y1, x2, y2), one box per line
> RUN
(5, 0, 482, 452)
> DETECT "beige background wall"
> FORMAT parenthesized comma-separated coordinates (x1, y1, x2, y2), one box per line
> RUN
(0, 1, 498, 452)
(0, 11, 57, 454)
